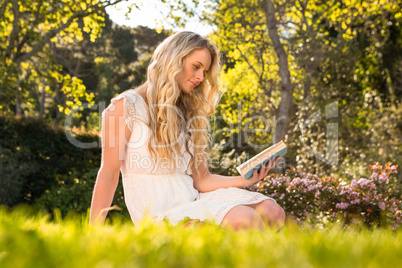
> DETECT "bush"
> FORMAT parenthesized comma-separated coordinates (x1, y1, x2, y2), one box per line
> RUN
(35, 168, 128, 218)
(2, 116, 400, 226)
(0, 116, 100, 206)
(246, 162, 401, 229)
(0, 146, 25, 205)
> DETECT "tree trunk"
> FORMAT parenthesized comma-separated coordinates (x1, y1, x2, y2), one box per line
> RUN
(55, 83, 60, 124)
(15, 81, 22, 118)
(39, 83, 46, 119)
(15, 63, 22, 118)
(388, 60, 402, 102)
(304, 74, 311, 100)
(263, 0, 295, 143)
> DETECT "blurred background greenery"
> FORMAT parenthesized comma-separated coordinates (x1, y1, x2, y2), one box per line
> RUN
(0, 0, 401, 217)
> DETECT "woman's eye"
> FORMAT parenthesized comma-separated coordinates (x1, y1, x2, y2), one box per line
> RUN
(193, 64, 200, 70)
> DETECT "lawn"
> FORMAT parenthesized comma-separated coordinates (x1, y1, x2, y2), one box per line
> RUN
(0, 206, 401, 268)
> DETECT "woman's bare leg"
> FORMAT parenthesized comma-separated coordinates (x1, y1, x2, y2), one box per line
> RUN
(248, 200, 286, 230)
(221, 205, 264, 230)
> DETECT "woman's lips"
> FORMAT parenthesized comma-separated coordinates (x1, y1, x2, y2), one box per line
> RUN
(189, 80, 197, 87)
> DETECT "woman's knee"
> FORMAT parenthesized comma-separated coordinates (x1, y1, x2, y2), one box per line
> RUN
(222, 205, 264, 230)
(254, 200, 286, 228)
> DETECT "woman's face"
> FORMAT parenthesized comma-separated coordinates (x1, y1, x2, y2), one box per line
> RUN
(177, 48, 212, 94)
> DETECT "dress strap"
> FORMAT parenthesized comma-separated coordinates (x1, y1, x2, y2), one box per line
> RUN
(102, 90, 149, 131)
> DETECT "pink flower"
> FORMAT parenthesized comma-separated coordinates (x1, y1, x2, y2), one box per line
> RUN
(350, 199, 361, 205)
(390, 166, 397, 172)
(370, 172, 378, 180)
(358, 178, 370, 186)
(379, 173, 389, 183)
(308, 185, 316, 191)
(357, 178, 377, 190)
(340, 187, 351, 195)
(378, 202, 386, 210)
(351, 180, 358, 188)
(293, 177, 301, 184)
(336, 202, 349, 209)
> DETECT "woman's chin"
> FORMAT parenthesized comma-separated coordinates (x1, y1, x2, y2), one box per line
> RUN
(180, 88, 193, 94)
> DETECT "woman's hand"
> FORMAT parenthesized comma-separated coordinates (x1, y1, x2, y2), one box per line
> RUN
(243, 157, 280, 187)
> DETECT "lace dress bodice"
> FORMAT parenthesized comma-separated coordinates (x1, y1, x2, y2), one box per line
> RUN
(102, 90, 193, 176)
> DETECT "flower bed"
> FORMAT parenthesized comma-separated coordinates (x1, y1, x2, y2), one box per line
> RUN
(246, 162, 401, 229)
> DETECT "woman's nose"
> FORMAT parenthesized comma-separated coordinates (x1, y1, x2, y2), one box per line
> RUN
(196, 71, 204, 82)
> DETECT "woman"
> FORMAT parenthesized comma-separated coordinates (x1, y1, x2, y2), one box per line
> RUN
(89, 31, 285, 230)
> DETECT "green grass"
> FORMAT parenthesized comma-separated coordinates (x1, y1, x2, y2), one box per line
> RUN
(0, 206, 401, 268)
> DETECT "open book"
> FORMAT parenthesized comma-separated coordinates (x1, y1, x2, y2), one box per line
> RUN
(236, 140, 287, 180)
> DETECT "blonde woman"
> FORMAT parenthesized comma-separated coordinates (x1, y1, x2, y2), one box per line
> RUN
(90, 31, 285, 230)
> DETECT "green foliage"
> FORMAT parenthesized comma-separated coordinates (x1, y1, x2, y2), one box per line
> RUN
(64, 21, 170, 106)
(0, 116, 100, 207)
(35, 168, 128, 218)
(0, 6, 170, 131)
(62, 22, 170, 132)
(196, 0, 402, 180)
(34, 168, 98, 216)
(0, 147, 25, 206)
(0, 0, 126, 118)
(1, 206, 402, 268)
(207, 0, 283, 155)
(0, 115, 128, 218)
(287, 0, 402, 178)
(57, 72, 95, 117)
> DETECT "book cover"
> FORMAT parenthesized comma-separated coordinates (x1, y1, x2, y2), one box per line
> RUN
(236, 140, 287, 180)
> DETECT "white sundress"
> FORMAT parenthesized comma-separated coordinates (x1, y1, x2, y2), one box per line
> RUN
(102, 90, 276, 225)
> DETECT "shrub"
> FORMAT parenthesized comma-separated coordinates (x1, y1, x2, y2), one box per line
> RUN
(0, 146, 25, 205)
(246, 162, 401, 229)
(35, 168, 128, 218)
(0, 116, 100, 206)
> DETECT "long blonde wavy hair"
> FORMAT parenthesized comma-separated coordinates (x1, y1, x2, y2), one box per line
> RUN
(143, 31, 221, 174)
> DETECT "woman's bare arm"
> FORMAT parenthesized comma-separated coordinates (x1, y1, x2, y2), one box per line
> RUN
(191, 154, 279, 193)
(89, 98, 131, 224)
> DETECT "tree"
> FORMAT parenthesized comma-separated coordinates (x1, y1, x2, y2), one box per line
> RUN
(49, 19, 170, 131)
(163, 0, 401, 179)
(284, 0, 402, 177)
(163, 0, 296, 143)
(0, 0, 129, 117)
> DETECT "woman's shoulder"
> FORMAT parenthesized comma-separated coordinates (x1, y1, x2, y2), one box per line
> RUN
(102, 86, 150, 130)
(112, 89, 142, 104)
(115, 85, 148, 105)
(107, 84, 147, 108)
